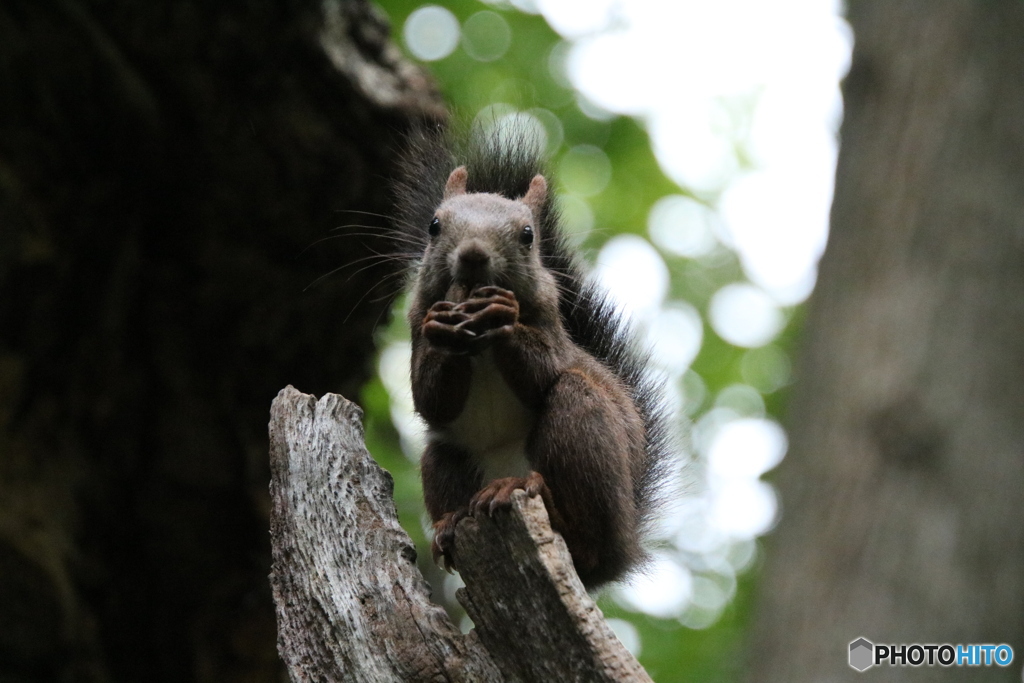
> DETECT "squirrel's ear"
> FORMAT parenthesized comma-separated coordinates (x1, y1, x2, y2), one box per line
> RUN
(522, 174, 547, 214)
(444, 166, 469, 199)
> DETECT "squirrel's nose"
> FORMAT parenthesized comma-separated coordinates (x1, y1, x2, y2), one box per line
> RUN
(457, 242, 490, 267)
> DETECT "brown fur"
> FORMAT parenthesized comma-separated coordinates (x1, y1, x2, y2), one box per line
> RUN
(409, 167, 648, 588)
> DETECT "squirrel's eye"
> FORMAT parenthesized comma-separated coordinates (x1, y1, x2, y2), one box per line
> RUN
(428, 217, 441, 237)
(520, 225, 534, 247)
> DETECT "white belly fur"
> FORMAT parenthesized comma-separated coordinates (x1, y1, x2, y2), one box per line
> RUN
(431, 350, 534, 482)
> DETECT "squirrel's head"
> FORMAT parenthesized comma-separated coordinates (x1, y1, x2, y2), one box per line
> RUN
(418, 166, 554, 306)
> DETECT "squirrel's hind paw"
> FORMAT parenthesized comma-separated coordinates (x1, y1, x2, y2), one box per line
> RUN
(431, 509, 468, 571)
(470, 471, 550, 516)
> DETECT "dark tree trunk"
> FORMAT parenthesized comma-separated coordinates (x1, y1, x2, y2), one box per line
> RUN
(0, 1, 441, 681)
(747, 1, 1024, 681)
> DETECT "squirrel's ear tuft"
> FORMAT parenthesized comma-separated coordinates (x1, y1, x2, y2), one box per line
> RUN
(444, 166, 469, 199)
(522, 174, 547, 214)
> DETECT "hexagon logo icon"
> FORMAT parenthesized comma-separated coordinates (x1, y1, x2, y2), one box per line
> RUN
(849, 637, 874, 671)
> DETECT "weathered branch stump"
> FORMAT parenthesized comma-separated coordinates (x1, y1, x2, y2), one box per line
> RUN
(268, 386, 652, 682)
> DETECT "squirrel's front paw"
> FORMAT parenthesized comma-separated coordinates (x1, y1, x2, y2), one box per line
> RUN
(455, 287, 519, 339)
(422, 302, 477, 353)
(431, 509, 468, 571)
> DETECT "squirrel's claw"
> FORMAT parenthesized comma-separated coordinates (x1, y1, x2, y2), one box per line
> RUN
(430, 537, 455, 573)
(431, 509, 467, 571)
(458, 287, 518, 315)
(470, 471, 550, 516)
(422, 305, 477, 353)
(423, 304, 468, 327)
(455, 289, 519, 340)
(456, 305, 516, 335)
(469, 472, 568, 535)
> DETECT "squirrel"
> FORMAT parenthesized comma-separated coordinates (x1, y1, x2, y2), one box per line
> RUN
(390, 125, 670, 589)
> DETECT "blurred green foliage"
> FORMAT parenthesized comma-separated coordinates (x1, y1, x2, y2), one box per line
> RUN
(361, 1, 802, 679)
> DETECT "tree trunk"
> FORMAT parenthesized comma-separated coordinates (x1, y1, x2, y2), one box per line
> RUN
(747, 1, 1024, 680)
(268, 386, 651, 683)
(0, 1, 441, 681)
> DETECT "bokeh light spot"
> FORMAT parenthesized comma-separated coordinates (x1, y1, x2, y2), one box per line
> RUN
(496, 111, 548, 154)
(689, 574, 731, 612)
(547, 40, 572, 88)
(740, 344, 792, 393)
(527, 107, 565, 155)
(650, 106, 738, 195)
(556, 194, 594, 244)
(462, 11, 512, 62)
(680, 605, 724, 630)
(473, 102, 519, 136)
(714, 384, 765, 418)
(648, 194, 720, 259)
(614, 552, 693, 619)
(680, 369, 708, 416)
(378, 341, 425, 460)
(719, 168, 828, 304)
(594, 235, 668, 322)
(403, 6, 460, 61)
(648, 303, 703, 375)
(706, 417, 787, 479)
(559, 144, 612, 197)
(708, 282, 784, 348)
(709, 478, 778, 538)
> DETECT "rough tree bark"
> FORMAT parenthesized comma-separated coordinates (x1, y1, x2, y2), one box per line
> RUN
(268, 386, 651, 683)
(747, 1, 1024, 681)
(0, 1, 441, 681)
